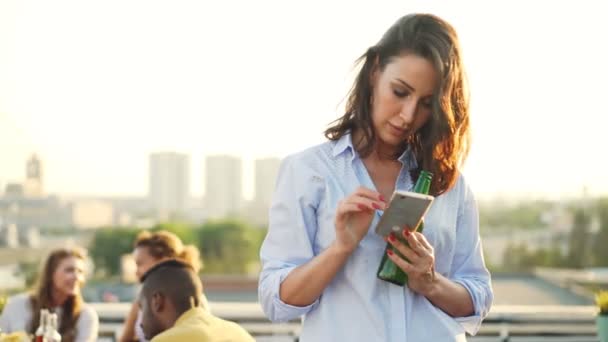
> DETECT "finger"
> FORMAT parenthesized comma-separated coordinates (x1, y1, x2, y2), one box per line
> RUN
(386, 249, 414, 274)
(403, 229, 425, 256)
(336, 202, 372, 218)
(387, 233, 421, 263)
(354, 186, 386, 203)
(343, 197, 384, 211)
(415, 232, 433, 252)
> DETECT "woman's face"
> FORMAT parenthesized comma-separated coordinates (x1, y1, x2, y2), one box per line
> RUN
(52, 256, 85, 297)
(370, 53, 438, 152)
(134, 246, 160, 280)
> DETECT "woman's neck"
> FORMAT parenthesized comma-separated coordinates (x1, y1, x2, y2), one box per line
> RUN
(51, 289, 69, 307)
(352, 129, 404, 162)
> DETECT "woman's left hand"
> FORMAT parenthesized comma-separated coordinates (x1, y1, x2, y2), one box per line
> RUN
(386, 227, 436, 295)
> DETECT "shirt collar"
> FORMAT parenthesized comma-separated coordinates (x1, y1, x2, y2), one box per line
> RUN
(397, 144, 418, 171)
(331, 133, 355, 160)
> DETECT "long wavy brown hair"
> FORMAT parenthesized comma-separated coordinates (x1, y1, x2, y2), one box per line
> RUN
(134, 230, 202, 273)
(324, 13, 470, 196)
(29, 247, 87, 342)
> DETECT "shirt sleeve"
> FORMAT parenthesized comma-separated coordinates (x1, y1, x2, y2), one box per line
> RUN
(449, 177, 494, 336)
(75, 305, 99, 342)
(0, 294, 30, 333)
(0, 295, 15, 332)
(258, 154, 325, 322)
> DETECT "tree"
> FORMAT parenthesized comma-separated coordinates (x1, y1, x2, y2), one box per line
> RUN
(18, 261, 39, 288)
(88, 220, 269, 278)
(567, 208, 591, 268)
(89, 227, 139, 277)
(593, 198, 608, 267)
(197, 220, 262, 274)
(502, 242, 531, 272)
(150, 222, 197, 245)
(478, 200, 552, 231)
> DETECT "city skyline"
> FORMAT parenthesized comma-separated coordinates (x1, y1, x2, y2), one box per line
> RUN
(1, 1, 607, 199)
(1, 151, 282, 201)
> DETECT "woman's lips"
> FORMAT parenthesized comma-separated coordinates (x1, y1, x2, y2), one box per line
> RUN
(388, 122, 407, 137)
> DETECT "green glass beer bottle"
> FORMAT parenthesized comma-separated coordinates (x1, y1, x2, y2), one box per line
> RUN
(376, 170, 433, 286)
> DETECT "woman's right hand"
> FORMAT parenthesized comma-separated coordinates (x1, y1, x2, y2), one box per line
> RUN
(334, 187, 386, 254)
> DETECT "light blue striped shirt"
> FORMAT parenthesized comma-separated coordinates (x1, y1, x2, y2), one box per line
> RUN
(258, 133, 493, 341)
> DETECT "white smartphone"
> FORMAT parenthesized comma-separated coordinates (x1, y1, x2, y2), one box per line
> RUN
(374, 190, 434, 237)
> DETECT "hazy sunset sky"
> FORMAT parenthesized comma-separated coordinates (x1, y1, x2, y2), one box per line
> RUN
(1, 1, 606, 199)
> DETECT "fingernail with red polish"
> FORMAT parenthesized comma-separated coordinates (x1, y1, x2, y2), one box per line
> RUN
(403, 229, 410, 237)
(387, 249, 394, 256)
(379, 195, 386, 202)
(372, 202, 381, 210)
(388, 233, 396, 242)
(357, 203, 366, 210)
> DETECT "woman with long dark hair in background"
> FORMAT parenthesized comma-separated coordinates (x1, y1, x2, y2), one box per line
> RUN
(0, 247, 99, 342)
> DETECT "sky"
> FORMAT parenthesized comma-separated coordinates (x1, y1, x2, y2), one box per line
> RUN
(1, 0, 607, 200)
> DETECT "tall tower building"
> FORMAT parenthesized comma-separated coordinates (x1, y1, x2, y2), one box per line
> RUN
(24, 154, 43, 197)
(205, 155, 242, 219)
(148, 152, 190, 216)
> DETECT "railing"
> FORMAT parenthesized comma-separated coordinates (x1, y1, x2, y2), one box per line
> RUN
(92, 302, 601, 341)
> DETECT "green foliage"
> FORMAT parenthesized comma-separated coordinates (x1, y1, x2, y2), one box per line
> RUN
(498, 241, 564, 273)
(197, 219, 265, 274)
(593, 198, 608, 267)
(478, 200, 552, 231)
(89, 227, 140, 277)
(18, 261, 40, 288)
(596, 290, 608, 315)
(88, 220, 268, 277)
(567, 208, 592, 268)
(150, 222, 197, 245)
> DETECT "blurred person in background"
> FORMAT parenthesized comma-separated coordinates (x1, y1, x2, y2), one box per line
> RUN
(139, 260, 253, 342)
(258, 13, 493, 341)
(0, 247, 99, 342)
(120, 230, 204, 342)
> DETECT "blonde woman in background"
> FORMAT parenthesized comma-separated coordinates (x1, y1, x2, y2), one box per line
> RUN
(119, 230, 204, 342)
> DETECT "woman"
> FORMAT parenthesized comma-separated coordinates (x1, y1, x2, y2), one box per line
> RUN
(119, 230, 203, 342)
(258, 13, 493, 341)
(0, 247, 99, 342)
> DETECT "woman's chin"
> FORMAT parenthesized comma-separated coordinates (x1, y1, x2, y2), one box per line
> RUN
(62, 287, 79, 297)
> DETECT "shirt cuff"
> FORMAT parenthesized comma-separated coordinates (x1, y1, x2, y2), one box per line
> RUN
(264, 265, 319, 322)
(452, 278, 488, 335)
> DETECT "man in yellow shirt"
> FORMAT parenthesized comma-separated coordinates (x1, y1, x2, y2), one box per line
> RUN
(139, 260, 254, 342)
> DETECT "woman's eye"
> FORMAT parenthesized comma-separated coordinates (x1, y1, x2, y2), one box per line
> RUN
(393, 89, 408, 98)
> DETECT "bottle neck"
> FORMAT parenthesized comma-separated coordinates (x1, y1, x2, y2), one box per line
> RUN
(413, 172, 432, 194)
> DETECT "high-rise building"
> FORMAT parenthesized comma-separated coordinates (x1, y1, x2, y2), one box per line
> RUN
(24, 154, 43, 197)
(254, 157, 281, 207)
(205, 155, 242, 219)
(148, 152, 190, 217)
